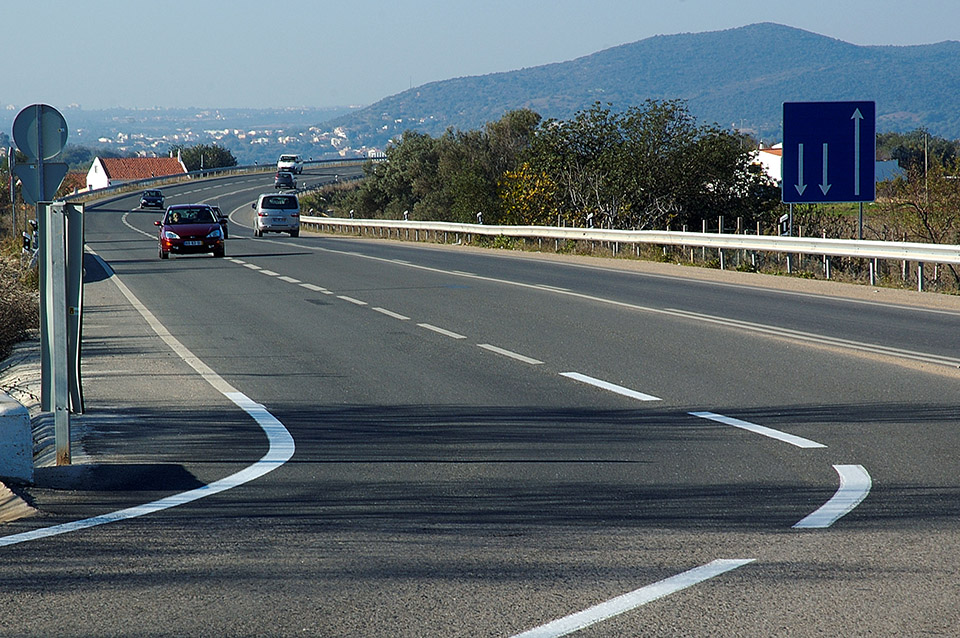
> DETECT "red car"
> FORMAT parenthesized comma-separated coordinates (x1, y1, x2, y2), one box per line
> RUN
(156, 204, 226, 259)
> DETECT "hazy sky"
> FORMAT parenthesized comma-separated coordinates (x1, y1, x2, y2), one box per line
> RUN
(5, 0, 959, 111)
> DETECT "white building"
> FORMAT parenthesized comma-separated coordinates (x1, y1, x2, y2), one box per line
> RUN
(753, 143, 903, 185)
(86, 156, 188, 191)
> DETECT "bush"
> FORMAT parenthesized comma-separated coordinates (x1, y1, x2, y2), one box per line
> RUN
(0, 242, 38, 360)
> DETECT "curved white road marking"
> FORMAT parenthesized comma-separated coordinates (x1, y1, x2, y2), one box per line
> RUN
(0, 252, 295, 549)
(510, 558, 755, 638)
(690, 411, 826, 449)
(793, 464, 872, 529)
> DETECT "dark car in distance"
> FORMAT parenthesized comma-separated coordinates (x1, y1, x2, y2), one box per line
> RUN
(155, 204, 225, 259)
(140, 189, 164, 208)
(274, 171, 296, 190)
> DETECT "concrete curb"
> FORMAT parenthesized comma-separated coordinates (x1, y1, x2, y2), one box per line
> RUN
(0, 393, 32, 482)
(0, 337, 42, 523)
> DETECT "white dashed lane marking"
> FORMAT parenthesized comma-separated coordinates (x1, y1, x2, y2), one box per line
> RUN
(560, 372, 660, 402)
(418, 323, 466, 339)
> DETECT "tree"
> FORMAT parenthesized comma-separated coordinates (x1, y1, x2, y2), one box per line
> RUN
(499, 162, 562, 226)
(876, 154, 960, 284)
(170, 143, 238, 172)
(527, 100, 775, 231)
(338, 110, 541, 222)
(877, 130, 959, 171)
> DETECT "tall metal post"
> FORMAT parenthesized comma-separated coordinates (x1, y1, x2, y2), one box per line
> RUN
(8, 147, 14, 233)
(42, 203, 71, 464)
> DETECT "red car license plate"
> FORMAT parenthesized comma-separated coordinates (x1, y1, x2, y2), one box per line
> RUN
(184, 240, 202, 246)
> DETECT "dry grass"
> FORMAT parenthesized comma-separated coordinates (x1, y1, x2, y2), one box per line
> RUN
(0, 240, 38, 361)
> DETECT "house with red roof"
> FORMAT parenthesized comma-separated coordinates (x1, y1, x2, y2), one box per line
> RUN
(85, 156, 188, 191)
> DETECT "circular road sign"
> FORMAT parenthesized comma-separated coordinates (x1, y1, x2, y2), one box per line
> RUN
(12, 104, 68, 161)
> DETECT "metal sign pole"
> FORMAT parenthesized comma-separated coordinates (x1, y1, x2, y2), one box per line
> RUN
(39, 200, 51, 411)
(66, 203, 85, 414)
(8, 147, 14, 233)
(47, 203, 70, 465)
(12, 104, 73, 463)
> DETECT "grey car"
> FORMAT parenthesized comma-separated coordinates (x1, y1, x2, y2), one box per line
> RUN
(274, 171, 296, 190)
(252, 193, 300, 237)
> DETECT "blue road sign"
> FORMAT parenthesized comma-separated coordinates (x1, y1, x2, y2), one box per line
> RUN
(782, 101, 875, 204)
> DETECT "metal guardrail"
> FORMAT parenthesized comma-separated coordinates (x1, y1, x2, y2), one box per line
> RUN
(298, 217, 960, 265)
(299, 216, 960, 292)
(64, 157, 370, 203)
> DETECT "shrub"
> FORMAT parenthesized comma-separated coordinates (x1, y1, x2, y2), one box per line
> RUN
(0, 243, 38, 360)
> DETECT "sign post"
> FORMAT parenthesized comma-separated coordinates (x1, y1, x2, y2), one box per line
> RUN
(12, 104, 78, 465)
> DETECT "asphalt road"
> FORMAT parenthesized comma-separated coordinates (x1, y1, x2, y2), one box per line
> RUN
(2, 169, 960, 636)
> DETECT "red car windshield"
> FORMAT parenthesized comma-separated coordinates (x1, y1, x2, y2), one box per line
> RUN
(165, 208, 215, 224)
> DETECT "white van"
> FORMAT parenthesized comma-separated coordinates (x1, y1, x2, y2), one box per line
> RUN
(277, 154, 303, 174)
(252, 193, 300, 237)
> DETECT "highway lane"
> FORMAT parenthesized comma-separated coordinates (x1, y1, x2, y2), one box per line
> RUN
(3, 172, 960, 636)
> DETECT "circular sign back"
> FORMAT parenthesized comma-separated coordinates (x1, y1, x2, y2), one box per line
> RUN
(12, 104, 68, 161)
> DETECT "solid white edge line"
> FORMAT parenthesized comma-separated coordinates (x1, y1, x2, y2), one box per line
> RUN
(418, 323, 466, 339)
(0, 252, 296, 549)
(510, 558, 755, 638)
(477, 344, 543, 365)
(560, 372, 661, 402)
(689, 411, 826, 449)
(793, 464, 872, 529)
(665, 307, 960, 369)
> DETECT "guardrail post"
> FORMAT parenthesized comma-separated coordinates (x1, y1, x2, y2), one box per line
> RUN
(918, 263, 924, 292)
(701, 220, 707, 261)
(869, 260, 877, 285)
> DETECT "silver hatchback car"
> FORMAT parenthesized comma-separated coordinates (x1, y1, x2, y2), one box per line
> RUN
(252, 193, 300, 237)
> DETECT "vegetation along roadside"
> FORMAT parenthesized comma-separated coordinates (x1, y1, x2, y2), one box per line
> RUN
(301, 101, 960, 293)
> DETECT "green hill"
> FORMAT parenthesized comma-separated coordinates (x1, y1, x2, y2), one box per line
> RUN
(331, 23, 960, 147)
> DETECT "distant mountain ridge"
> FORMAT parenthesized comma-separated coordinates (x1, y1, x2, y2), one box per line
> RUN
(330, 23, 960, 148)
